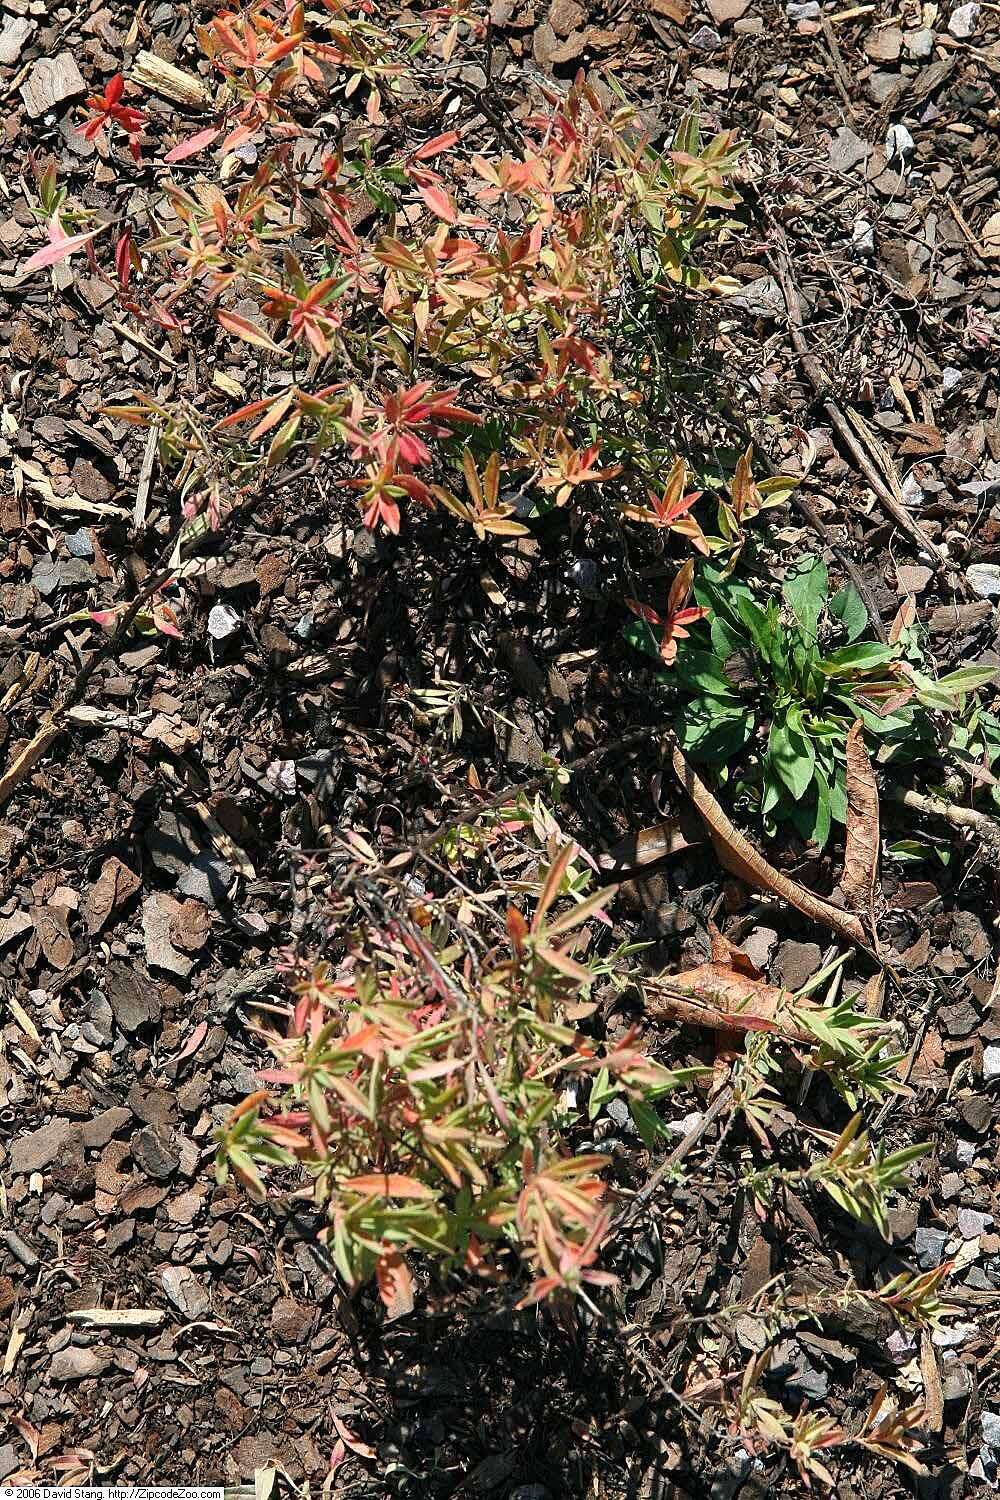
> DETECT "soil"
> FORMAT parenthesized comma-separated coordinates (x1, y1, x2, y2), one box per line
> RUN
(2, 0, 1000, 1494)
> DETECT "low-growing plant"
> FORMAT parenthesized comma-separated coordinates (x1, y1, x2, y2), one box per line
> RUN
(216, 844, 706, 1308)
(22, 2, 746, 564)
(625, 552, 995, 847)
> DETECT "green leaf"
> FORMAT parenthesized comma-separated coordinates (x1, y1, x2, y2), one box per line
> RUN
(820, 642, 897, 677)
(623, 618, 661, 661)
(768, 714, 815, 799)
(629, 1097, 668, 1148)
(830, 584, 869, 643)
(673, 647, 741, 697)
(783, 555, 828, 638)
(676, 700, 754, 759)
(935, 666, 999, 697)
(735, 596, 777, 662)
(810, 768, 832, 849)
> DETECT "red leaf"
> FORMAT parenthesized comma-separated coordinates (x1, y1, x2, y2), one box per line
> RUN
(23, 221, 106, 274)
(163, 125, 222, 163)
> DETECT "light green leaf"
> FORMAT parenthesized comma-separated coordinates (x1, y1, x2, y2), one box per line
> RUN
(783, 555, 828, 638)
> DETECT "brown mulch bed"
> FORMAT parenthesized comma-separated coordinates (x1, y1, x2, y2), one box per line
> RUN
(2, 0, 1000, 1494)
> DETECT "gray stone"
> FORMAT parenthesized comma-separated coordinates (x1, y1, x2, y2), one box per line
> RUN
(65, 528, 94, 559)
(786, 0, 820, 14)
(886, 1328, 917, 1363)
(145, 808, 202, 880)
(774, 940, 822, 992)
(49, 1346, 112, 1381)
(740, 926, 778, 971)
(915, 1225, 948, 1268)
(942, 366, 963, 395)
(984, 1044, 1000, 1082)
(827, 125, 870, 174)
(905, 26, 935, 56)
(161, 1265, 211, 1319)
(885, 123, 915, 163)
(207, 603, 241, 641)
(31, 556, 95, 596)
(604, 1096, 638, 1134)
(958, 1208, 993, 1238)
(688, 24, 721, 47)
(967, 564, 1000, 600)
(80, 1106, 132, 1150)
(852, 216, 875, 253)
(177, 852, 234, 909)
(786, 1361, 829, 1400)
(982, 1411, 1000, 1450)
(132, 1127, 179, 1181)
(941, 1359, 971, 1402)
(955, 1138, 978, 1165)
(105, 961, 161, 1033)
(939, 1000, 979, 1038)
(729, 275, 785, 319)
(948, 1, 979, 35)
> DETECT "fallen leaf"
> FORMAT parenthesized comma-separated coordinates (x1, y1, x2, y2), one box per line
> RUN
(598, 815, 702, 874)
(646, 925, 817, 1043)
(667, 738, 870, 950)
(330, 1413, 377, 1462)
(841, 720, 880, 922)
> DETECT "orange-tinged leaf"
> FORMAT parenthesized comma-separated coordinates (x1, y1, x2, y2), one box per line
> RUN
(217, 309, 284, 353)
(342, 1173, 435, 1199)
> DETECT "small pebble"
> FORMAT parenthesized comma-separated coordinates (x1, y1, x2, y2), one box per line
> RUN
(905, 26, 935, 56)
(65, 528, 94, 559)
(955, 1138, 978, 1166)
(983, 1043, 1000, 1080)
(207, 603, 241, 641)
(967, 566, 1000, 603)
(688, 24, 721, 46)
(852, 216, 875, 253)
(948, 1, 979, 36)
(786, 0, 821, 16)
(885, 123, 914, 163)
(914, 1224, 948, 1268)
(958, 1208, 993, 1238)
(982, 1411, 1000, 1450)
(942, 367, 963, 396)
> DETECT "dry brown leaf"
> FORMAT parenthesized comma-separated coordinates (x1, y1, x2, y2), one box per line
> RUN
(841, 720, 881, 922)
(645, 925, 817, 1043)
(667, 738, 870, 950)
(598, 814, 702, 874)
